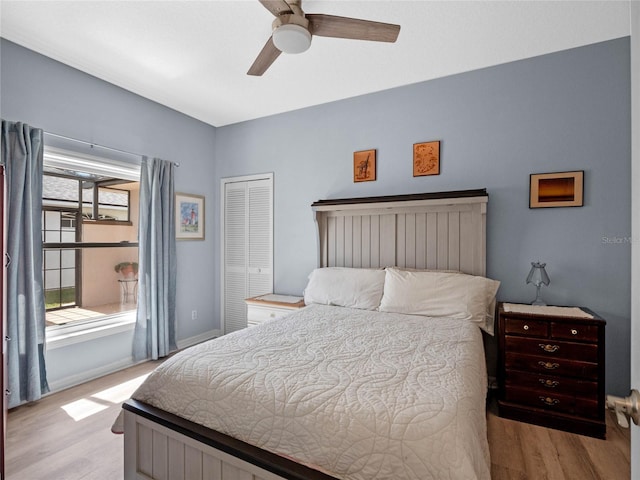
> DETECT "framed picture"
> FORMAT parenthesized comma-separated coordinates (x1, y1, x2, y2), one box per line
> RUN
(413, 141, 440, 176)
(353, 149, 376, 182)
(530, 171, 584, 208)
(175, 193, 205, 240)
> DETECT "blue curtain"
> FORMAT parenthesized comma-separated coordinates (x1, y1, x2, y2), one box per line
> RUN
(133, 157, 177, 360)
(1, 120, 49, 408)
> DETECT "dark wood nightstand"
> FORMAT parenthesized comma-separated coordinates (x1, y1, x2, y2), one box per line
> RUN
(497, 302, 606, 438)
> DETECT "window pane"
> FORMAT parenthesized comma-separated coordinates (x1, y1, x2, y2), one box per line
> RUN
(61, 231, 75, 243)
(45, 210, 61, 230)
(45, 250, 61, 269)
(61, 268, 75, 288)
(99, 188, 128, 206)
(98, 187, 129, 221)
(43, 176, 78, 207)
(45, 231, 61, 243)
(44, 269, 60, 290)
(61, 249, 75, 268)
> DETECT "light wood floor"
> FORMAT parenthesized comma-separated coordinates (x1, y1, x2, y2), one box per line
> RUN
(486, 399, 630, 479)
(5, 362, 631, 480)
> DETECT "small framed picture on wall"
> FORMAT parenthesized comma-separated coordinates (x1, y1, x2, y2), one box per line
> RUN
(529, 171, 584, 208)
(175, 193, 205, 240)
(353, 149, 376, 182)
(413, 141, 440, 176)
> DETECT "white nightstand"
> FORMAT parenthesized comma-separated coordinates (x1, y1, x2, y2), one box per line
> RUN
(245, 294, 305, 327)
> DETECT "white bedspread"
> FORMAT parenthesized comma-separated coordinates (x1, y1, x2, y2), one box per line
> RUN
(131, 304, 490, 479)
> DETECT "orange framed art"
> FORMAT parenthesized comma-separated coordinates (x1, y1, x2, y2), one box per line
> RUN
(353, 149, 376, 182)
(413, 141, 440, 177)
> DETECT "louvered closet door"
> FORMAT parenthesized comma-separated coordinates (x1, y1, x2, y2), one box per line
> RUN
(223, 176, 273, 334)
(247, 179, 272, 298)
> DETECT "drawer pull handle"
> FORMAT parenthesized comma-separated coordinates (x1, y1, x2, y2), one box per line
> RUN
(539, 396, 560, 406)
(539, 343, 560, 353)
(539, 379, 560, 388)
(571, 329, 578, 335)
(523, 325, 530, 331)
(538, 361, 560, 370)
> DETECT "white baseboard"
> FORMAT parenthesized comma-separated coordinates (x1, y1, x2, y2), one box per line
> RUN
(177, 329, 221, 350)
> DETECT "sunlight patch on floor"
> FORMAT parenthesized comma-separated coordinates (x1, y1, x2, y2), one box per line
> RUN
(61, 398, 109, 421)
(61, 372, 151, 421)
(92, 373, 150, 403)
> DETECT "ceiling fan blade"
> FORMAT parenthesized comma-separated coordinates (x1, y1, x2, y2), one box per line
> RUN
(307, 14, 400, 43)
(247, 36, 282, 76)
(259, 0, 293, 17)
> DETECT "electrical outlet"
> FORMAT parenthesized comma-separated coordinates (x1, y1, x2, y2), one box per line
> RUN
(191, 310, 198, 320)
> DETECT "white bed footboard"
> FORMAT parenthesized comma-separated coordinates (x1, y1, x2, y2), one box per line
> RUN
(124, 409, 285, 480)
(123, 400, 336, 480)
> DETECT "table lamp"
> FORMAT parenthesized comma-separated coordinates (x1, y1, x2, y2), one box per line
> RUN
(526, 261, 550, 306)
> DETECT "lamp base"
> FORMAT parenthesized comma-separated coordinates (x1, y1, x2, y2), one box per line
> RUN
(531, 284, 546, 306)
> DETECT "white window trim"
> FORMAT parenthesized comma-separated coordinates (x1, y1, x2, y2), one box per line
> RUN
(46, 312, 137, 350)
(44, 146, 141, 181)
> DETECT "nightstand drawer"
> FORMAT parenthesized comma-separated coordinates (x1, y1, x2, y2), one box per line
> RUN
(505, 352, 599, 379)
(551, 322, 599, 342)
(247, 305, 289, 323)
(504, 318, 549, 337)
(504, 370, 598, 397)
(504, 386, 600, 419)
(505, 335, 598, 362)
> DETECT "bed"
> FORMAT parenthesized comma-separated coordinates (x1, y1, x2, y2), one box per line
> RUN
(120, 189, 495, 480)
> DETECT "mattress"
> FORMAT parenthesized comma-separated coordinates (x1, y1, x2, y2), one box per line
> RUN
(130, 304, 491, 480)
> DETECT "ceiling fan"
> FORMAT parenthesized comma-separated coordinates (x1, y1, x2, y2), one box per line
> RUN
(248, 0, 401, 76)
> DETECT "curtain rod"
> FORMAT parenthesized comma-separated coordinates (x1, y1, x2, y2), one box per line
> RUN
(43, 131, 180, 167)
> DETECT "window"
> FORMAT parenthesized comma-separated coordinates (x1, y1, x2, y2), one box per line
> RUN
(42, 148, 140, 332)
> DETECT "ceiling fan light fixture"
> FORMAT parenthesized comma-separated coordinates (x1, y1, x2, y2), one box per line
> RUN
(272, 24, 312, 54)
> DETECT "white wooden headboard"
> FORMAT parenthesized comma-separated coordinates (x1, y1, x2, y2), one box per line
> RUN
(312, 189, 488, 276)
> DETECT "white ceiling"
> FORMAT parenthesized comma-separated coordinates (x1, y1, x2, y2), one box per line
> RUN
(0, 1, 632, 127)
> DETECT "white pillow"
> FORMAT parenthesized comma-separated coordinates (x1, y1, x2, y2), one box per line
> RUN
(379, 268, 500, 334)
(303, 267, 386, 311)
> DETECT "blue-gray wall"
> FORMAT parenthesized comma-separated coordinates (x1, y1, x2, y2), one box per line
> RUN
(214, 37, 632, 395)
(1, 36, 631, 396)
(1, 38, 218, 389)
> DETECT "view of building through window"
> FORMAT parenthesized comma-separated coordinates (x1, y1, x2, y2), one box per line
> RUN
(42, 149, 140, 328)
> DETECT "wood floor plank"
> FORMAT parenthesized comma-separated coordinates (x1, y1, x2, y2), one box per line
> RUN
(520, 422, 565, 480)
(5, 364, 631, 480)
(487, 408, 527, 473)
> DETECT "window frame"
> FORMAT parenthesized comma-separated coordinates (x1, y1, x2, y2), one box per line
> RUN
(42, 147, 141, 334)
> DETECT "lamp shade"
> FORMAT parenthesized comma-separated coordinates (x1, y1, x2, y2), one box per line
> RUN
(526, 262, 550, 287)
